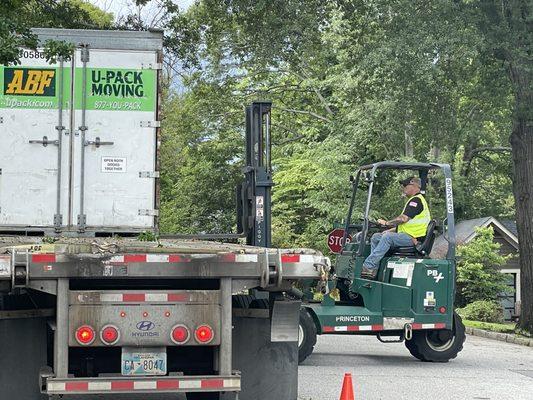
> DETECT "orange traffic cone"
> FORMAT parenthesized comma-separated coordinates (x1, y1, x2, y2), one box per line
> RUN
(339, 373, 355, 400)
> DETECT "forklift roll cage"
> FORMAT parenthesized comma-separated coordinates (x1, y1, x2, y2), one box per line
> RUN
(342, 161, 456, 261)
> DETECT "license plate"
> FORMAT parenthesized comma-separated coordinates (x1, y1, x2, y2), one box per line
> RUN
(121, 347, 167, 376)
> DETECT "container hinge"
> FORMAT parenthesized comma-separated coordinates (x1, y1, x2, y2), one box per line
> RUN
(77, 214, 87, 232)
(0, 116, 3, 124)
(141, 62, 163, 70)
(80, 45, 90, 62)
(140, 120, 161, 128)
(138, 209, 159, 217)
(77, 125, 88, 136)
(139, 171, 160, 178)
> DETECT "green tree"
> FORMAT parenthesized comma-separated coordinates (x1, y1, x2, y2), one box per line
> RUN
(472, 0, 533, 334)
(159, 83, 245, 234)
(456, 227, 511, 307)
(0, 0, 113, 65)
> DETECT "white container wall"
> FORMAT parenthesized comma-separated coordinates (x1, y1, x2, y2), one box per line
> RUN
(0, 29, 162, 233)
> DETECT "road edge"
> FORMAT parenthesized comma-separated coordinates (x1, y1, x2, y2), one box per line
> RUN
(466, 327, 533, 347)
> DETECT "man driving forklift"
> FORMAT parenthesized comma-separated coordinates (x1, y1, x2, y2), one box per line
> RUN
(360, 176, 431, 280)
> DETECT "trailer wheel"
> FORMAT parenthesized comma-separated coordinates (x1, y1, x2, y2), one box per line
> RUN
(298, 308, 317, 364)
(405, 312, 466, 362)
(232, 294, 254, 309)
(186, 393, 219, 400)
(232, 294, 269, 310)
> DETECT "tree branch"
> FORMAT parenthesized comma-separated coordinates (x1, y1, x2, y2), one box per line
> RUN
(464, 146, 512, 176)
(469, 146, 512, 155)
(276, 107, 332, 123)
(285, 69, 335, 117)
(271, 123, 305, 145)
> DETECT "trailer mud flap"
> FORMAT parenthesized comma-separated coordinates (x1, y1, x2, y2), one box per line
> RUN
(271, 300, 300, 342)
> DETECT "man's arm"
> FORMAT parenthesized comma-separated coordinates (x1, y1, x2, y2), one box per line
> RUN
(377, 197, 424, 227)
(377, 215, 409, 228)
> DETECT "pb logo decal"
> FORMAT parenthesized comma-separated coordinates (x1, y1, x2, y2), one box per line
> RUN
(427, 269, 444, 283)
(3, 68, 56, 96)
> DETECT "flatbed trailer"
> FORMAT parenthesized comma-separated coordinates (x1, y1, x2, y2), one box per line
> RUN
(0, 28, 327, 400)
(0, 238, 328, 399)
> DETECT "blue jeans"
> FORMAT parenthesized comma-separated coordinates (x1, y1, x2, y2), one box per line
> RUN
(363, 232, 414, 270)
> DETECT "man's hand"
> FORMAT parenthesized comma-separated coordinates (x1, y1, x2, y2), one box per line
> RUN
(377, 214, 410, 228)
(377, 218, 388, 226)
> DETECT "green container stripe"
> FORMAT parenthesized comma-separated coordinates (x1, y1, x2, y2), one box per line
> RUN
(76, 68, 156, 112)
(0, 66, 156, 112)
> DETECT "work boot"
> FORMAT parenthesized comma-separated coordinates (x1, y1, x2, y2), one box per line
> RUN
(360, 266, 378, 280)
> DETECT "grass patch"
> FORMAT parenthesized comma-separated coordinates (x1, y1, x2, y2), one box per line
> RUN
(463, 319, 516, 334)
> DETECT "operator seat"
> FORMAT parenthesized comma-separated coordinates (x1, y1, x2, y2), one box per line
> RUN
(386, 220, 437, 257)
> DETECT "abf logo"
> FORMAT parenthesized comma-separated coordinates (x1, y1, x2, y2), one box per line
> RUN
(3, 68, 56, 96)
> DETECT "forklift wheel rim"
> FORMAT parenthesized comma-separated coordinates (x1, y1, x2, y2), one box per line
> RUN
(425, 330, 456, 352)
(298, 324, 304, 347)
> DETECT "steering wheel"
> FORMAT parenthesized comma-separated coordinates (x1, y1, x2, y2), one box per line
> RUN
(347, 223, 362, 229)
(359, 218, 383, 229)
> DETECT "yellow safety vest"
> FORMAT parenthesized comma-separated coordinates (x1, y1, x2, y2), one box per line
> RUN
(397, 194, 431, 238)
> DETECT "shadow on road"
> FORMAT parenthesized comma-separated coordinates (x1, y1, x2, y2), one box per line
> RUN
(301, 352, 418, 367)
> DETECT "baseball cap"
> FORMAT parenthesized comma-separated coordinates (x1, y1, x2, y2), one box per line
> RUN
(399, 176, 421, 187)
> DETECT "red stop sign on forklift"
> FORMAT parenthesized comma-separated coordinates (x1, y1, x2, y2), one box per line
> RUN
(327, 229, 352, 253)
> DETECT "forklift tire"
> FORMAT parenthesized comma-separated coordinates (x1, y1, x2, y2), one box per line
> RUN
(298, 308, 317, 364)
(405, 312, 466, 362)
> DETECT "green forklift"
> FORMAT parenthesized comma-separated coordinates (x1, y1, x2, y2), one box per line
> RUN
(298, 161, 466, 363)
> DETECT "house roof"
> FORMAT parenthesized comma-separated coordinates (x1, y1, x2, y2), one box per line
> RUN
(430, 217, 518, 259)
(500, 219, 518, 237)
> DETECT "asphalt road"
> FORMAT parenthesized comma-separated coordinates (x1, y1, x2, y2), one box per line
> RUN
(298, 333, 533, 400)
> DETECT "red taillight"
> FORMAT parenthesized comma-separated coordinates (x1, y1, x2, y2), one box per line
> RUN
(439, 306, 447, 314)
(100, 325, 120, 345)
(75, 325, 95, 345)
(195, 325, 214, 344)
(170, 324, 190, 344)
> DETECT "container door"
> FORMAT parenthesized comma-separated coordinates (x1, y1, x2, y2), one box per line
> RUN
(71, 48, 158, 231)
(0, 50, 71, 229)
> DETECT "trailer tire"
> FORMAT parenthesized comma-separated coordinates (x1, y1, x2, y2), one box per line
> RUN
(298, 308, 317, 364)
(405, 312, 466, 362)
(186, 393, 219, 400)
(232, 295, 269, 310)
(232, 294, 254, 309)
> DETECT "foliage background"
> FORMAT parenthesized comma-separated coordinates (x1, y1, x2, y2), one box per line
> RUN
(157, 0, 516, 257)
(456, 227, 511, 308)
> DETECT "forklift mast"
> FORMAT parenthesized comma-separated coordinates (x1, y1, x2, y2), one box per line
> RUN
(161, 101, 274, 246)
(238, 101, 273, 247)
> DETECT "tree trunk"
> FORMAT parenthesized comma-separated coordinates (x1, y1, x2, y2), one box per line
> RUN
(512, 125, 533, 333)
(429, 144, 440, 161)
(509, 66, 533, 333)
(404, 120, 413, 158)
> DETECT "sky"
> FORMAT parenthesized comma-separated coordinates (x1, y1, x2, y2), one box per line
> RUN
(88, 0, 195, 21)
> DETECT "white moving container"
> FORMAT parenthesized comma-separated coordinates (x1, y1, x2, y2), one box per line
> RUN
(0, 29, 162, 234)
